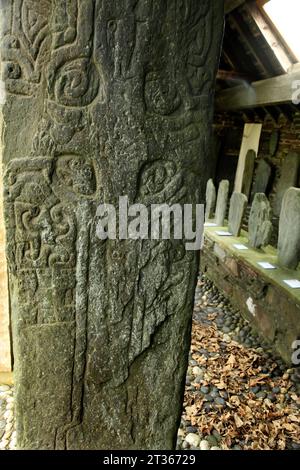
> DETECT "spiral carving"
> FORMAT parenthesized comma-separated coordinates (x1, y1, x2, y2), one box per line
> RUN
(52, 58, 99, 107)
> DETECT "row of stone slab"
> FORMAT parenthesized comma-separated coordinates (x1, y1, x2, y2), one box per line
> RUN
(205, 179, 300, 270)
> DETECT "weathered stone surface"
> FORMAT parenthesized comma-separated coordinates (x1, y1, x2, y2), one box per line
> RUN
(228, 192, 248, 237)
(251, 159, 272, 200)
(248, 193, 272, 249)
(215, 180, 229, 227)
(269, 130, 279, 157)
(0, 0, 224, 450)
(205, 179, 216, 221)
(274, 152, 300, 217)
(278, 188, 300, 270)
(241, 149, 256, 199)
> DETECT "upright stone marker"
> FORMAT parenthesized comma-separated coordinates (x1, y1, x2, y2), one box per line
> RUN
(278, 188, 300, 270)
(205, 179, 216, 221)
(248, 193, 273, 249)
(241, 149, 256, 199)
(0, 0, 224, 450)
(269, 130, 279, 157)
(215, 180, 229, 227)
(274, 152, 300, 216)
(228, 192, 248, 237)
(251, 159, 272, 200)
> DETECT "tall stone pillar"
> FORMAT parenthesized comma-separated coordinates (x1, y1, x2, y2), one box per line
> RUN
(1, 0, 224, 449)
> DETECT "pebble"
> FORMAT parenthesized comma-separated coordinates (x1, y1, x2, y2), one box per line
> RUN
(192, 367, 203, 377)
(194, 376, 203, 384)
(256, 391, 267, 399)
(267, 393, 276, 403)
(206, 435, 219, 447)
(186, 426, 198, 434)
(185, 433, 200, 447)
(0, 385, 10, 393)
(4, 430, 13, 440)
(200, 386, 210, 394)
(0, 439, 9, 449)
(4, 410, 13, 420)
(211, 446, 221, 450)
(215, 397, 226, 406)
(199, 440, 210, 450)
(204, 394, 214, 403)
(223, 327, 231, 334)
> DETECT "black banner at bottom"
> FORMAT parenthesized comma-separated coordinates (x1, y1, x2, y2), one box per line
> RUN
(0, 450, 297, 466)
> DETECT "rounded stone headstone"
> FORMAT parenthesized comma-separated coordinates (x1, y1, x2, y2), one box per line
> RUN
(269, 130, 280, 157)
(273, 152, 300, 217)
(278, 187, 300, 270)
(228, 192, 248, 237)
(251, 159, 272, 201)
(248, 193, 273, 249)
(215, 180, 229, 227)
(205, 179, 216, 221)
(241, 149, 256, 199)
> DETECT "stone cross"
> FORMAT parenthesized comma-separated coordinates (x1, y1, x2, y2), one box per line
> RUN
(278, 188, 300, 270)
(248, 193, 273, 249)
(241, 149, 256, 199)
(215, 180, 230, 227)
(228, 192, 248, 237)
(251, 159, 272, 201)
(0, 0, 224, 450)
(274, 152, 300, 217)
(205, 179, 216, 221)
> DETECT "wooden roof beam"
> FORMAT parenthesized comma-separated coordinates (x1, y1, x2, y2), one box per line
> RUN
(245, 1, 293, 72)
(229, 13, 271, 78)
(216, 67, 300, 110)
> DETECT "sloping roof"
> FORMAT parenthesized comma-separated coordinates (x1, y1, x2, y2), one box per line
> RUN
(218, 0, 300, 121)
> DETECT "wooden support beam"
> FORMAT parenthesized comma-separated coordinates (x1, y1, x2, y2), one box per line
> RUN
(216, 67, 300, 110)
(229, 13, 272, 77)
(245, 2, 293, 72)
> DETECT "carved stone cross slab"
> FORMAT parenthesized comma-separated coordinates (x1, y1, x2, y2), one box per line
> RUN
(1, 0, 224, 449)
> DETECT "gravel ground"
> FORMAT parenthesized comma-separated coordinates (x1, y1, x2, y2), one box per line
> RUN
(1, 273, 300, 451)
(0, 385, 16, 450)
(177, 274, 300, 451)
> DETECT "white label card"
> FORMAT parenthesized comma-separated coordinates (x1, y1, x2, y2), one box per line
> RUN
(233, 244, 249, 250)
(215, 231, 232, 236)
(283, 279, 300, 289)
(257, 262, 276, 270)
(204, 222, 217, 227)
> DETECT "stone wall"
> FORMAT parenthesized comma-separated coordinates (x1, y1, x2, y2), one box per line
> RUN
(213, 111, 300, 247)
(201, 228, 300, 364)
(214, 111, 300, 200)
